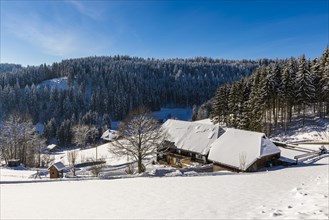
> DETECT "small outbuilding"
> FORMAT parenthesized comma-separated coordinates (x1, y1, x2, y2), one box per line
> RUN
(48, 162, 65, 178)
(208, 128, 281, 172)
(8, 159, 20, 167)
(46, 144, 59, 153)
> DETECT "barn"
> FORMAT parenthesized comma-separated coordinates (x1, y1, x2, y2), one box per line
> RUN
(208, 128, 281, 172)
(160, 119, 225, 167)
(48, 161, 65, 178)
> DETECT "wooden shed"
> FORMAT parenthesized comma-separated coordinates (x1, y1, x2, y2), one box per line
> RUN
(8, 159, 20, 167)
(48, 162, 65, 178)
(46, 144, 59, 153)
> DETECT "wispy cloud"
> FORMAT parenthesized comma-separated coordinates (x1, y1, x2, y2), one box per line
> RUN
(1, 6, 112, 59)
(3, 13, 80, 57)
(66, 0, 102, 20)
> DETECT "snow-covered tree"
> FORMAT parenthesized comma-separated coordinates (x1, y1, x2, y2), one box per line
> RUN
(296, 55, 315, 126)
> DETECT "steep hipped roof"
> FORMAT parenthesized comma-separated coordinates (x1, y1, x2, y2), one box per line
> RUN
(101, 129, 119, 141)
(49, 161, 65, 171)
(162, 119, 225, 155)
(208, 128, 280, 171)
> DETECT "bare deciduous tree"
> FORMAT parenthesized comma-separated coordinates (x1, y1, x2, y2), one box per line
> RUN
(108, 106, 166, 173)
(239, 152, 247, 171)
(67, 150, 79, 176)
(0, 112, 40, 167)
(90, 163, 105, 177)
(72, 124, 98, 148)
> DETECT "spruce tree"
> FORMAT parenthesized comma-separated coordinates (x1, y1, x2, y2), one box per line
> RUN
(295, 55, 315, 126)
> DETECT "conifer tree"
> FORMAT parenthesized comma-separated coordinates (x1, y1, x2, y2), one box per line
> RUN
(296, 55, 315, 126)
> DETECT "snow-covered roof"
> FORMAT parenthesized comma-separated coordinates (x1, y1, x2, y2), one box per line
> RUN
(162, 119, 225, 155)
(47, 144, 58, 150)
(194, 118, 213, 125)
(208, 128, 280, 171)
(101, 129, 119, 141)
(49, 162, 65, 171)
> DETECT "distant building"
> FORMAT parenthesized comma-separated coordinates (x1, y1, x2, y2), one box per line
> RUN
(48, 162, 65, 178)
(101, 129, 119, 142)
(8, 159, 20, 167)
(45, 144, 59, 153)
(208, 128, 281, 172)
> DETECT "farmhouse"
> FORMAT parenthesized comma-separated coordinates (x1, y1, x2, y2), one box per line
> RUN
(208, 128, 281, 172)
(159, 119, 225, 167)
(48, 161, 65, 178)
(101, 129, 119, 142)
(45, 144, 59, 153)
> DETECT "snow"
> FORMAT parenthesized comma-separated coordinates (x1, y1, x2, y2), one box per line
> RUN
(37, 77, 68, 90)
(195, 118, 213, 125)
(1, 156, 328, 219)
(162, 119, 224, 155)
(1, 118, 328, 219)
(208, 128, 280, 171)
(101, 129, 118, 141)
(261, 138, 281, 157)
(271, 117, 329, 144)
(50, 161, 65, 171)
(46, 144, 57, 151)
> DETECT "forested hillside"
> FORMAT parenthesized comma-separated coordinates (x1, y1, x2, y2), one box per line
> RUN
(0, 56, 267, 145)
(210, 48, 329, 135)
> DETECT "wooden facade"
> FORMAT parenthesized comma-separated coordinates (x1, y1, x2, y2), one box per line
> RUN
(49, 166, 63, 178)
(8, 159, 20, 167)
(48, 162, 65, 178)
(213, 153, 281, 172)
(157, 142, 208, 168)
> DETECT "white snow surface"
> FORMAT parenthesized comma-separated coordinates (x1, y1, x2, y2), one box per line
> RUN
(194, 118, 213, 125)
(208, 128, 281, 171)
(38, 77, 68, 90)
(162, 119, 224, 155)
(1, 157, 328, 219)
(46, 144, 57, 151)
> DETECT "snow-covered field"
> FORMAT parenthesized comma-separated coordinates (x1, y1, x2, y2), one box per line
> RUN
(1, 117, 328, 219)
(1, 156, 328, 219)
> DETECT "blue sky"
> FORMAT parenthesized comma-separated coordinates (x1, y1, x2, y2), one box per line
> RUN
(1, 0, 328, 66)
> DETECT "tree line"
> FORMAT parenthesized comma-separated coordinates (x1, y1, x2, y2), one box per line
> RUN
(0, 56, 269, 146)
(210, 48, 329, 135)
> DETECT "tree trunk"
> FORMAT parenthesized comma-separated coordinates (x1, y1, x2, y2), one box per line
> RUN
(302, 103, 305, 127)
(137, 156, 143, 173)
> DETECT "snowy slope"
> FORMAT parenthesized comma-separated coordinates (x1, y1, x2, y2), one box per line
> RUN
(37, 77, 68, 90)
(1, 157, 328, 219)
